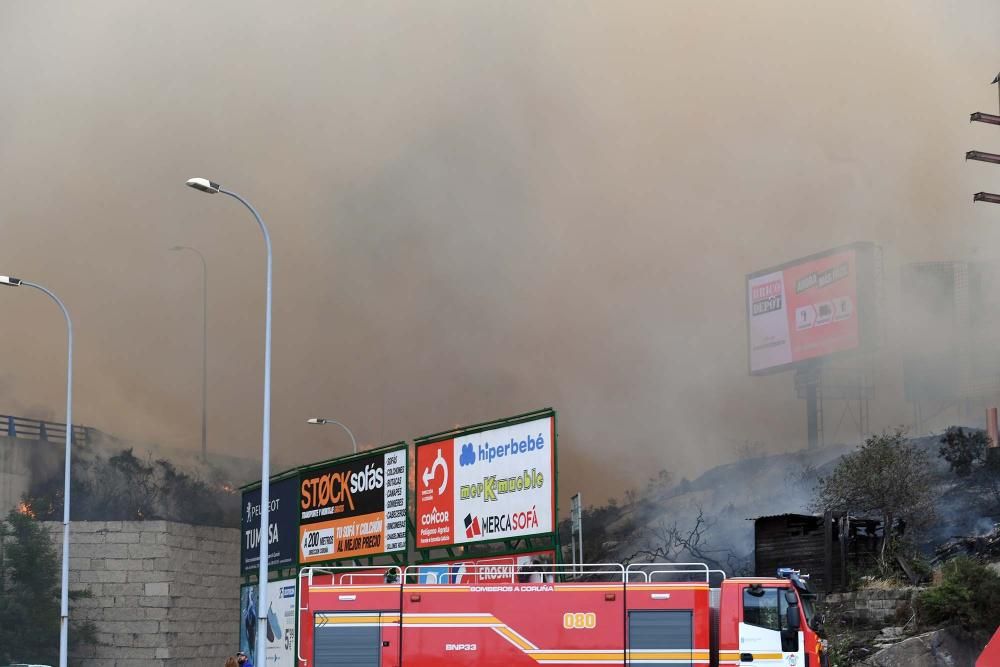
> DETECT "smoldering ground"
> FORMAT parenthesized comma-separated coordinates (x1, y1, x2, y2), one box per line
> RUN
(2, 1, 1000, 505)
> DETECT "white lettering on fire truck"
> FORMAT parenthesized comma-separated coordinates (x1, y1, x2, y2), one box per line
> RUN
(445, 644, 477, 651)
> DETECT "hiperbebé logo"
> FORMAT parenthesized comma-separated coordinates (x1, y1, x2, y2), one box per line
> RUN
(459, 443, 475, 466)
(462, 433, 546, 465)
(463, 514, 482, 539)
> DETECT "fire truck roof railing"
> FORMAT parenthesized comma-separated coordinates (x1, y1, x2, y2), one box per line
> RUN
(403, 562, 626, 584)
(299, 565, 403, 586)
(297, 562, 728, 587)
(626, 562, 712, 583)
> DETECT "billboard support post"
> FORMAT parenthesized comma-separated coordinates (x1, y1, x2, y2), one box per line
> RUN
(797, 361, 823, 449)
(748, 243, 877, 449)
(806, 381, 820, 449)
(570, 492, 582, 576)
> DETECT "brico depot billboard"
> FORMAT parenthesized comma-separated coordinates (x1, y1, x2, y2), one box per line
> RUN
(747, 243, 877, 374)
(298, 444, 408, 564)
(415, 410, 556, 550)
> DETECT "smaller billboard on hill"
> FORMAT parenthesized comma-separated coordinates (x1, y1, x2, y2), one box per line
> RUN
(747, 243, 877, 374)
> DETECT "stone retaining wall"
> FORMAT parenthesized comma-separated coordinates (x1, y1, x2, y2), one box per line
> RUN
(823, 587, 920, 625)
(45, 520, 240, 667)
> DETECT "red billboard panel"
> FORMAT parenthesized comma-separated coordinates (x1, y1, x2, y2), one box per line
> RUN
(415, 411, 556, 550)
(747, 244, 875, 374)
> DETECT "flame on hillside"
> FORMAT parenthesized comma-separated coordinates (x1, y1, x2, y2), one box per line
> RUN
(17, 501, 36, 518)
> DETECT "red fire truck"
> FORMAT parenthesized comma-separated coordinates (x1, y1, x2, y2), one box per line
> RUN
(296, 562, 827, 667)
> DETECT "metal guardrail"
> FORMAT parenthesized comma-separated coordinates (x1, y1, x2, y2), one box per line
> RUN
(0, 414, 92, 444)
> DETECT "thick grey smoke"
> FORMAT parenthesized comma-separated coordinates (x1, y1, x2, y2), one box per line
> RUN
(1, 1, 1000, 503)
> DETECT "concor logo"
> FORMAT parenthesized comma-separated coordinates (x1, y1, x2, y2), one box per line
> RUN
(421, 508, 449, 526)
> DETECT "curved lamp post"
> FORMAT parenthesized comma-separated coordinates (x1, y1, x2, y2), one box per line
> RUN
(306, 417, 358, 454)
(185, 178, 272, 666)
(1, 275, 73, 667)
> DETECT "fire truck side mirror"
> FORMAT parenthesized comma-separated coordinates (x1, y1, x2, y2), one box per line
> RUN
(785, 591, 801, 631)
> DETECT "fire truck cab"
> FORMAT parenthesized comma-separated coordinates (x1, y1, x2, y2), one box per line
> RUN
(297, 562, 825, 667)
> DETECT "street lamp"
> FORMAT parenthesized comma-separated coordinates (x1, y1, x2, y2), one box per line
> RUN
(185, 178, 272, 666)
(306, 417, 358, 454)
(169, 246, 208, 462)
(1, 275, 74, 667)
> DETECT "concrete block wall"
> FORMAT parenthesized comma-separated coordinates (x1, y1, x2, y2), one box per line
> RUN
(45, 520, 240, 667)
(822, 587, 920, 625)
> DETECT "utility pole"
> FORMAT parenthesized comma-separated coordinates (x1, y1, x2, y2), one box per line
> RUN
(570, 493, 583, 577)
(968, 72, 1000, 203)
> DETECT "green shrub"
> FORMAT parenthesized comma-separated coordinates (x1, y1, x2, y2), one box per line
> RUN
(917, 557, 1000, 633)
(0, 511, 97, 663)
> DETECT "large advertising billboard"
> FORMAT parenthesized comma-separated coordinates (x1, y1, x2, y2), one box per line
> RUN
(240, 578, 296, 667)
(747, 243, 875, 374)
(241, 476, 299, 573)
(298, 444, 407, 564)
(415, 412, 556, 549)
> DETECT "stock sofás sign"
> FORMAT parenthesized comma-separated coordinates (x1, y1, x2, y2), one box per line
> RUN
(298, 445, 407, 563)
(415, 414, 555, 549)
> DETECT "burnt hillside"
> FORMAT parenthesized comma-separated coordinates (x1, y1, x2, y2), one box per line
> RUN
(561, 430, 997, 574)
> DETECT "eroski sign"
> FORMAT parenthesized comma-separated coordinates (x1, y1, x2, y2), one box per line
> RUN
(416, 414, 555, 549)
(241, 476, 299, 573)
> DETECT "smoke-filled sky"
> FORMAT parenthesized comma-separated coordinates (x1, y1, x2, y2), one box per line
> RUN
(2, 1, 1000, 504)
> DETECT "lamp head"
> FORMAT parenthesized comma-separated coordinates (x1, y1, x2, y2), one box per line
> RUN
(0, 275, 22, 287)
(185, 178, 220, 194)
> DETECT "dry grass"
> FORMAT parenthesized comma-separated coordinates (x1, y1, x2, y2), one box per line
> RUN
(858, 575, 904, 590)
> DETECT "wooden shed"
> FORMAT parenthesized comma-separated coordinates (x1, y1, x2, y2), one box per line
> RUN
(753, 513, 883, 593)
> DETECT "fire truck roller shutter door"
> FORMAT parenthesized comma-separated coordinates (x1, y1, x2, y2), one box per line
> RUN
(628, 610, 693, 667)
(313, 615, 381, 667)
